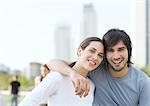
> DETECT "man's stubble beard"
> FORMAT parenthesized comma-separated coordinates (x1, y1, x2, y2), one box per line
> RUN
(108, 62, 128, 72)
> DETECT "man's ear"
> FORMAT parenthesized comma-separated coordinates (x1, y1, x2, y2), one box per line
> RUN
(77, 47, 82, 56)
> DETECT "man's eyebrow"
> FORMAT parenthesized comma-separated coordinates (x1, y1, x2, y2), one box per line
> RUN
(120, 46, 126, 48)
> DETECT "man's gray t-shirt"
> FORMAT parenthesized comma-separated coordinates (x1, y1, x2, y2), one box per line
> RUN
(89, 63, 150, 106)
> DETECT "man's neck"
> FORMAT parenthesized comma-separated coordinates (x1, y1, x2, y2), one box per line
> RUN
(109, 66, 129, 78)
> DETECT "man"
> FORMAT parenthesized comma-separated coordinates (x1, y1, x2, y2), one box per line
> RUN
(47, 29, 150, 105)
(9, 75, 21, 106)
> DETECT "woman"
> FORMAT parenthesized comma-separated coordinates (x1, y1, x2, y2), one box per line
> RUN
(19, 37, 104, 106)
(35, 64, 50, 87)
(34, 64, 50, 106)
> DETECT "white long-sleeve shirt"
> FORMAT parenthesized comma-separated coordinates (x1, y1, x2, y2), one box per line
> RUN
(19, 72, 95, 106)
(34, 76, 48, 105)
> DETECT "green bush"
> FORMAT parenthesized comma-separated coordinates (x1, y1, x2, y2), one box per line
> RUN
(18, 75, 34, 91)
(0, 72, 11, 90)
(0, 72, 34, 91)
(141, 65, 150, 77)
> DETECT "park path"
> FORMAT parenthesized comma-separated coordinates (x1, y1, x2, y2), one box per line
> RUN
(0, 90, 28, 106)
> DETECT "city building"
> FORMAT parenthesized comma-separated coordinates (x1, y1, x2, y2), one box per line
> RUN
(28, 62, 41, 79)
(80, 3, 98, 40)
(146, 0, 150, 65)
(54, 24, 71, 60)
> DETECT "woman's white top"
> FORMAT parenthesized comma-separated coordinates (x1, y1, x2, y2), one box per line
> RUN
(34, 76, 48, 105)
(19, 72, 95, 106)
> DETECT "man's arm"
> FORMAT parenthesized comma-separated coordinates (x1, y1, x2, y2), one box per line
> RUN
(47, 59, 73, 76)
(47, 59, 90, 97)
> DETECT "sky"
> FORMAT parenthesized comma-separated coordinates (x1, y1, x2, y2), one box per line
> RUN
(0, 0, 133, 70)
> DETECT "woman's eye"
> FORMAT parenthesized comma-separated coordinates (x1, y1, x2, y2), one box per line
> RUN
(89, 49, 95, 53)
(98, 54, 103, 58)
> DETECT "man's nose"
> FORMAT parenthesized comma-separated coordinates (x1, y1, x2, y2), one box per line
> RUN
(113, 51, 121, 59)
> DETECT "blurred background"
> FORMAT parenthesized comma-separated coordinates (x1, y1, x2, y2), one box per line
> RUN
(0, 0, 150, 105)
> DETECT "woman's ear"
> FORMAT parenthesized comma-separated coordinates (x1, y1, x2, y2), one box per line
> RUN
(77, 47, 82, 56)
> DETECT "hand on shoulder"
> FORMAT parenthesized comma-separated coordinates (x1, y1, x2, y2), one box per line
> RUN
(70, 71, 90, 98)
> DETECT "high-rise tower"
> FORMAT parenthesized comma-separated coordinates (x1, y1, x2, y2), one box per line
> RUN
(81, 3, 98, 39)
(54, 24, 71, 60)
(146, 0, 150, 65)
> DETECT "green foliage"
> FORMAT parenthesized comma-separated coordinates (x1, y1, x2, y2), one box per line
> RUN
(18, 75, 34, 91)
(0, 72, 34, 91)
(0, 72, 11, 90)
(141, 65, 150, 77)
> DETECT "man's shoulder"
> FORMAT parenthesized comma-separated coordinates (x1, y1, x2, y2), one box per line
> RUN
(129, 66, 149, 83)
(10, 80, 20, 83)
(130, 66, 148, 77)
(10, 80, 20, 87)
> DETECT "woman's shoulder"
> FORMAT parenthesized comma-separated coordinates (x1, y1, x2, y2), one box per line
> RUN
(34, 76, 41, 81)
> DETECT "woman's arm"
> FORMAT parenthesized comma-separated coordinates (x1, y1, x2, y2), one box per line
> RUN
(19, 72, 61, 106)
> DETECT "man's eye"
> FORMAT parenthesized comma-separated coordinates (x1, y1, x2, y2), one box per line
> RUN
(118, 47, 126, 52)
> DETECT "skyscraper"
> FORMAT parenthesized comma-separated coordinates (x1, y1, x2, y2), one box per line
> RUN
(81, 3, 98, 39)
(146, 0, 150, 65)
(54, 24, 71, 60)
(29, 62, 41, 79)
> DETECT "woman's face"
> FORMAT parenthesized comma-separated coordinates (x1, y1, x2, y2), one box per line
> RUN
(78, 41, 104, 72)
(40, 66, 49, 77)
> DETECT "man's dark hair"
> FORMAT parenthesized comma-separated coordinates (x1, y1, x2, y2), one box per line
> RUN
(102, 28, 132, 66)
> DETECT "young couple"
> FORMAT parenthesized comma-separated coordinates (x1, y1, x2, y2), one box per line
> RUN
(20, 29, 150, 106)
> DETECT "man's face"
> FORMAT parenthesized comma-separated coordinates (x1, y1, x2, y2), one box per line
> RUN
(106, 41, 128, 72)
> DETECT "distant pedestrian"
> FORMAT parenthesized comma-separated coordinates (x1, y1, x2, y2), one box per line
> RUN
(9, 75, 21, 106)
